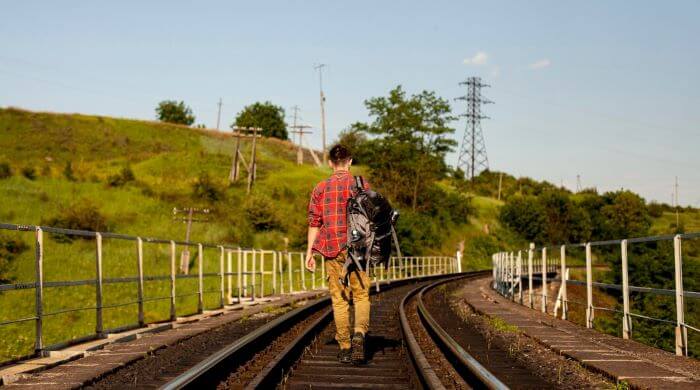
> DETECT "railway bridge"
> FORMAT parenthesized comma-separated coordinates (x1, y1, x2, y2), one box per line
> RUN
(0, 223, 698, 389)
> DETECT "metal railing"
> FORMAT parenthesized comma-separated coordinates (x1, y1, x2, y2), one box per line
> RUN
(492, 233, 700, 357)
(0, 222, 459, 365)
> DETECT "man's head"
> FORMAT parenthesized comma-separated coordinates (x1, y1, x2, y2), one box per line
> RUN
(328, 144, 352, 171)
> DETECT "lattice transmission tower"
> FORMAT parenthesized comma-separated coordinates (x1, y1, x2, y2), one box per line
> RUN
(455, 77, 493, 180)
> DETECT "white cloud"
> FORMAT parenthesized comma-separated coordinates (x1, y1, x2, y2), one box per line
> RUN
(463, 51, 488, 66)
(529, 59, 551, 70)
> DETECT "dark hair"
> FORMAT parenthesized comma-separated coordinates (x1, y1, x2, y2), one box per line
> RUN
(329, 144, 352, 164)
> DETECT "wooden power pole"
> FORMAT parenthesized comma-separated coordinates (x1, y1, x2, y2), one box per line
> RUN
(229, 127, 262, 192)
(172, 207, 211, 274)
(314, 64, 328, 164)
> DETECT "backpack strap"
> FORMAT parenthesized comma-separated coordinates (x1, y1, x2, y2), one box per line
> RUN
(354, 175, 365, 193)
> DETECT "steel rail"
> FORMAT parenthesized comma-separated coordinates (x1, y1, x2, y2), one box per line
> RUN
(416, 275, 508, 390)
(160, 273, 466, 389)
(398, 282, 447, 389)
(161, 295, 332, 390)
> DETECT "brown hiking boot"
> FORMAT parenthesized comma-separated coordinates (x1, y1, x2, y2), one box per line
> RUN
(351, 332, 365, 364)
(337, 348, 352, 364)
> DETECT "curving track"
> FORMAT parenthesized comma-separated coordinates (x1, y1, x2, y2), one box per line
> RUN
(158, 272, 508, 389)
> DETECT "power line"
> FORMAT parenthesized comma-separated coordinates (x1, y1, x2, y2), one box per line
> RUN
(455, 76, 493, 180)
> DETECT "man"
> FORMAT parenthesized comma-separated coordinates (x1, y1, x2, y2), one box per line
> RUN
(306, 144, 370, 365)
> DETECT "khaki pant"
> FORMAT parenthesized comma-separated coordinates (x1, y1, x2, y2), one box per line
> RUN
(325, 253, 371, 349)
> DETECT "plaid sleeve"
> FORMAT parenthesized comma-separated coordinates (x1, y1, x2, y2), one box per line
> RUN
(307, 182, 324, 227)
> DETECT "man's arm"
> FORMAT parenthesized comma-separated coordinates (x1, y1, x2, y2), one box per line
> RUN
(305, 227, 319, 271)
(306, 183, 323, 271)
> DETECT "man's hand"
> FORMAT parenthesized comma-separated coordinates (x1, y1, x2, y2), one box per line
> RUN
(305, 251, 316, 272)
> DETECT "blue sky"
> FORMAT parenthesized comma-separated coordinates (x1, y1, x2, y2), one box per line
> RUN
(2, 1, 699, 205)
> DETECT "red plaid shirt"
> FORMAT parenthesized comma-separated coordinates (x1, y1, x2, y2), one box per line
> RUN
(308, 170, 369, 259)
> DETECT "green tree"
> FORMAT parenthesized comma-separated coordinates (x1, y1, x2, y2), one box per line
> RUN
(350, 86, 456, 210)
(234, 101, 288, 140)
(156, 100, 195, 126)
(601, 190, 651, 238)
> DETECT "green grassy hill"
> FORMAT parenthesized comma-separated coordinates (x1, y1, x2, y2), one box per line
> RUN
(0, 107, 510, 362)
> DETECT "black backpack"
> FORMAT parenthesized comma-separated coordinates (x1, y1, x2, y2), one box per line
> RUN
(344, 176, 400, 279)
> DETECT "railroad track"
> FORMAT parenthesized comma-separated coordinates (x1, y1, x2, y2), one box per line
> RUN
(159, 271, 507, 389)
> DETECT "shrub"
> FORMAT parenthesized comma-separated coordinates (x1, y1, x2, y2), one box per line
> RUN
(0, 162, 11, 179)
(647, 202, 664, 218)
(21, 166, 36, 180)
(107, 165, 135, 187)
(42, 201, 110, 241)
(0, 234, 28, 283)
(192, 173, 221, 202)
(63, 161, 76, 181)
(244, 194, 281, 231)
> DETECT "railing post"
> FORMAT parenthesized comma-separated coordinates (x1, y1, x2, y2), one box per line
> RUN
(312, 254, 316, 290)
(287, 252, 293, 293)
(259, 250, 265, 299)
(34, 227, 44, 354)
(278, 252, 284, 294)
(197, 243, 203, 313)
(541, 247, 547, 313)
(560, 245, 567, 320)
(237, 249, 243, 303)
(272, 251, 277, 295)
(517, 250, 523, 304)
(321, 254, 326, 289)
(243, 250, 248, 297)
(300, 253, 306, 290)
(585, 243, 594, 329)
(170, 241, 177, 320)
(457, 250, 463, 273)
(673, 234, 687, 356)
(251, 249, 257, 301)
(219, 246, 225, 308)
(227, 249, 233, 303)
(509, 252, 514, 300)
(621, 240, 631, 339)
(95, 232, 104, 338)
(136, 237, 145, 326)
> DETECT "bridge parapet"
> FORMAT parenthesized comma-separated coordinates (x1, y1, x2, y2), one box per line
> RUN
(492, 233, 700, 358)
(0, 222, 459, 366)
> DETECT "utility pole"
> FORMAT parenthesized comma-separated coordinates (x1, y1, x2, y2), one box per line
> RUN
(289, 105, 313, 164)
(314, 64, 328, 165)
(675, 176, 680, 228)
(455, 77, 492, 180)
(216, 98, 222, 130)
(172, 207, 211, 274)
(229, 127, 262, 194)
(497, 172, 503, 201)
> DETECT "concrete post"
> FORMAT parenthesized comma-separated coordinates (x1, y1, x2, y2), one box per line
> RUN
(95, 232, 104, 337)
(272, 251, 277, 295)
(287, 252, 293, 293)
(219, 246, 225, 308)
(585, 243, 594, 329)
(673, 235, 687, 356)
(517, 250, 523, 304)
(251, 249, 257, 301)
(197, 243, 203, 313)
(621, 240, 631, 339)
(300, 253, 306, 291)
(169, 241, 176, 320)
(137, 238, 145, 325)
(259, 250, 264, 298)
(227, 250, 233, 303)
(560, 245, 567, 320)
(34, 227, 44, 354)
(541, 247, 547, 313)
(243, 250, 248, 297)
(237, 249, 243, 302)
